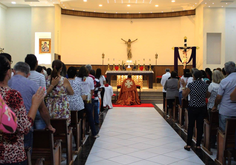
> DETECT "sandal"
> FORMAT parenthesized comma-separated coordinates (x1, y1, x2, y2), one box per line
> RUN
(184, 145, 191, 151)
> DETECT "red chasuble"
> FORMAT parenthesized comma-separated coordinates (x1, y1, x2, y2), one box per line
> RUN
(116, 78, 140, 105)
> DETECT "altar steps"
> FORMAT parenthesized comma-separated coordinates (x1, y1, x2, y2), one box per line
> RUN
(113, 90, 163, 104)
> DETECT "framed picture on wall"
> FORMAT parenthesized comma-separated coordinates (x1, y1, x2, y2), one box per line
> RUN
(39, 38, 51, 54)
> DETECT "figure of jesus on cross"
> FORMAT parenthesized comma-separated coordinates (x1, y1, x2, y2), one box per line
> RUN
(178, 36, 192, 69)
(121, 38, 138, 60)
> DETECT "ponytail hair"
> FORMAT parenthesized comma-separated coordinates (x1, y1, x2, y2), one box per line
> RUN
(51, 60, 62, 83)
(193, 70, 202, 80)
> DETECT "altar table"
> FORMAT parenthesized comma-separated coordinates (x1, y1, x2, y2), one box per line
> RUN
(105, 71, 154, 89)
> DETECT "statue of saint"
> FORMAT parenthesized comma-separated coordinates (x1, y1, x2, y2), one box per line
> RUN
(121, 38, 138, 60)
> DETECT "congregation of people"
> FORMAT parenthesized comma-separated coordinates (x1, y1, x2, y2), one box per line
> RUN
(161, 61, 236, 153)
(0, 53, 114, 165)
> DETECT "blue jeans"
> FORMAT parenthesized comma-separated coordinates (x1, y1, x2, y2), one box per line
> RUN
(84, 102, 97, 136)
(179, 91, 182, 106)
(2, 160, 27, 165)
(24, 129, 33, 155)
(92, 99, 99, 124)
(219, 114, 236, 132)
(34, 111, 46, 129)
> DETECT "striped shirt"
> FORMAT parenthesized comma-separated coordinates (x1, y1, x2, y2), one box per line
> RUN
(28, 71, 46, 89)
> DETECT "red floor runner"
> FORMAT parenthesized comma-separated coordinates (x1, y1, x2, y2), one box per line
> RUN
(113, 103, 154, 107)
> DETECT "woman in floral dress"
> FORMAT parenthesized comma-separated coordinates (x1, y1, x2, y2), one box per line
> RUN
(45, 60, 74, 123)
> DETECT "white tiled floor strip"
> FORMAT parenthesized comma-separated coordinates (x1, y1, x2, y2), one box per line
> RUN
(85, 107, 204, 165)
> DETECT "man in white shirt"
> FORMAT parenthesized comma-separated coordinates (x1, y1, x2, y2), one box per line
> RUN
(161, 68, 171, 110)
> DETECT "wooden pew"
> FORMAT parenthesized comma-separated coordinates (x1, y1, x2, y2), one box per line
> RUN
(69, 111, 82, 152)
(51, 119, 73, 165)
(178, 99, 188, 127)
(184, 108, 188, 133)
(172, 97, 179, 122)
(32, 129, 62, 165)
(35, 158, 45, 165)
(25, 147, 32, 165)
(82, 111, 87, 144)
(215, 118, 236, 165)
(202, 110, 219, 155)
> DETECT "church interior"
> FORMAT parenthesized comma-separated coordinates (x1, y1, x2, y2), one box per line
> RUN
(1, 0, 236, 164)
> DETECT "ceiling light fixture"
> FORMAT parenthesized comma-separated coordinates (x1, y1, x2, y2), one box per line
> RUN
(171, 0, 175, 2)
(107, 0, 109, 3)
(11, 1, 16, 4)
(208, 6, 210, 7)
(155, 5, 158, 7)
(226, 3, 228, 4)
(99, 4, 102, 7)
(127, 4, 130, 7)
(83, 0, 87, 2)
(212, 3, 214, 4)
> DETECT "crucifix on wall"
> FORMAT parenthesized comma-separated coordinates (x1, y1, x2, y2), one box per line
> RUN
(121, 38, 138, 60)
(173, 36, 199, 73)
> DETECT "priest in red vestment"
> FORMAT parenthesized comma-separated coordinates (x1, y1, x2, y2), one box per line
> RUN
(116, 74, 141, 105)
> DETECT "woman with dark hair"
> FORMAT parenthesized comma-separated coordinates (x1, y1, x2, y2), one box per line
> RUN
(67, 67, 84, 111)
(181, 69, 208, 151)
(36, 65, 43, 73)
(95, 68, 106, 112)
(0, 56, 45, 164)
(45, 60, 74, 124)
(164, 71, 179, 117)
(201, 70, 210, 84)
(178, 69, 191, 105)
(76, 66, 99, 138)
(46, 68, 51, 76)
(205, 68, 212, 82)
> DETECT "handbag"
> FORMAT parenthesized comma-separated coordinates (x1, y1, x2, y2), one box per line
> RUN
(0, 94, 17, 134)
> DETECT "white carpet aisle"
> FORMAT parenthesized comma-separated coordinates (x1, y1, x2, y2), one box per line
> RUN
(85, 107, 204, 165)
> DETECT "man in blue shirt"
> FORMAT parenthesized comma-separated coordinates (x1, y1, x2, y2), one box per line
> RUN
(212, 61, 236, 131)
(8, 62, 55, 154)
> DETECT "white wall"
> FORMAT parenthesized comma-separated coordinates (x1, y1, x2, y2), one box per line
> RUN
(5, 8, 31, 64)
(61, 15, 196, 65)
(203, 8, 226, 70)
(0, 4, 6, 51)
(195, 5, 204, 69)
(31, 7, 55, 68)
(225, 8, 236, 63)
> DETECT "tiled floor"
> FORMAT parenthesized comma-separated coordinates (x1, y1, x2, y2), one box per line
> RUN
(85, 107, 204, 165)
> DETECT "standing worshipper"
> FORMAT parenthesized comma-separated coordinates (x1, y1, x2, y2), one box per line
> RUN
(181, 70, 208, 151)
(164, 71, 179, 118)
(212, 61, 236, 131)
(90, 69, 101, 125)
(25, 54, 47, 129)
(0, 56, 45, 164)
(95, 68, 106, 112)
(161, 69, 171, 110)
(45, 60, 74, 124)
(76, 66, 99, 138)
(8, 62, 55, 155)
